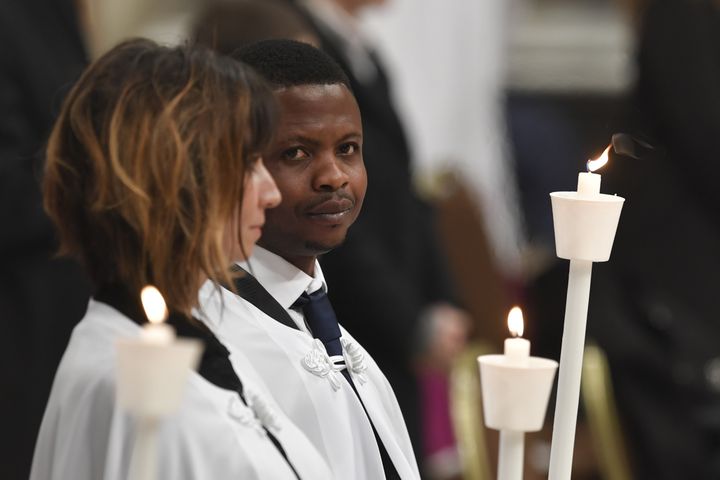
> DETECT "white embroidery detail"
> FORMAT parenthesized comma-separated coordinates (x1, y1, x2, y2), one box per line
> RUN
(246, 390, 281, 433)
(342, 338, 368, 385)
(301, 338, 344, 391)
(227, 396, 265, 436)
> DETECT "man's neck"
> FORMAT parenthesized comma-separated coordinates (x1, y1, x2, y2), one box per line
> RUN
(278, 254, 316, 276)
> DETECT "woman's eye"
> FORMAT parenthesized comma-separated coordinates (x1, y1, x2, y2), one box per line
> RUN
(338, 143, 358, 155)
(282, 147, 309, 161)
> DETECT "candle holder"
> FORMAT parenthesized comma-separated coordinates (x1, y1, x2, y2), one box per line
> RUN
(547, 190, 624, 480)
(116, 339, 202, 480)
(478, 355, 558, 480)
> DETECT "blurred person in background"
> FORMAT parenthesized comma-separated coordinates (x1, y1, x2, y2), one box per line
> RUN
(0, 0, 91, 477)
(193, 0, 319, 54)
(587, 0, 720, 477)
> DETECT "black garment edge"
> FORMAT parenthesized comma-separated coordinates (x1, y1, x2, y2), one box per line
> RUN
(94, 283, 300, 480)
(232, 265, 299, 330)
(230, 269, 401, 479)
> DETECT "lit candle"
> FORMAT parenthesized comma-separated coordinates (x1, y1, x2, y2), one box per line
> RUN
(140, 286, 174, 344)
(496, 307, 535, 480)
(503, 306, 530, 366)
(116, 286, 202, 480)
(548, 143, 623, 480)
(478, 306, 559, 480)
(576, 146, 609, 198)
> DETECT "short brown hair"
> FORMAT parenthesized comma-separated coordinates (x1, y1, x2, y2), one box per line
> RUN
(43, 39, 275, 315)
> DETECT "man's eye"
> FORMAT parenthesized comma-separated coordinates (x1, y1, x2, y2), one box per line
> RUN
(283, 147, 309, 161)
(338, 143, 358, 155)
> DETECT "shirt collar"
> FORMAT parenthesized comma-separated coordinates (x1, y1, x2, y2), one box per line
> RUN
(237, 246, 327, 310)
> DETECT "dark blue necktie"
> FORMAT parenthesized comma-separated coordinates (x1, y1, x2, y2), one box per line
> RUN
(292, 289, 351, 383)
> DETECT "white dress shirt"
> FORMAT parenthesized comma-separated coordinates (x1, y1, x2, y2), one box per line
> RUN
(198, 246, 420, 480)
(31, 299, 333, 480)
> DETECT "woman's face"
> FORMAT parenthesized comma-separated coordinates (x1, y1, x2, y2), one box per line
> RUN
(226, 158, 281, 262)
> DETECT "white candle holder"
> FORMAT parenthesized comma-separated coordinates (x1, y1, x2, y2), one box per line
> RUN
(547, 190, 624, 480)
(550, 192, 624, 262)
(116, 339, 202, 480)
(478, 355, 558, 480)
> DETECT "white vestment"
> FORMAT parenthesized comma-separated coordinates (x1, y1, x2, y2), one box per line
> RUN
(197, 247, 420, 480)
(31, 299, 333, 480)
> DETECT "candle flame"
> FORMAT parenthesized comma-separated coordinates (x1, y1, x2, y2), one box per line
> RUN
(507, 306, 524, 338)
(586, 145, 611, 172)
(140, 285, 168, 324)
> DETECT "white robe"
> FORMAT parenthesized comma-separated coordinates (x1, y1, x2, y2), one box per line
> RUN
(198, 268, 420, 480)
(31, 299, 333, 480)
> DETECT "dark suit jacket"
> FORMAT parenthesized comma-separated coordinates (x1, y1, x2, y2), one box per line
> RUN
(588, 1, 720, 478)
(0, 1, 91, 477)
(286, 1, 457, 457)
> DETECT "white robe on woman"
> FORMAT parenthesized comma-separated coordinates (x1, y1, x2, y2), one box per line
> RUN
(31, 299, 333, 480)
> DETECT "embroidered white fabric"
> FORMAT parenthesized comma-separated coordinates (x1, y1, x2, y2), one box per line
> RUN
(301, 339, 346, 391)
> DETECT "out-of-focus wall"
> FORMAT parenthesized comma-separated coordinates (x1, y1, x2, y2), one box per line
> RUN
(83, 0, 198, 58)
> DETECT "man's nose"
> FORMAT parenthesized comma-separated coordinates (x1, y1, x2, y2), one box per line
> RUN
(313, 154, 349, 191)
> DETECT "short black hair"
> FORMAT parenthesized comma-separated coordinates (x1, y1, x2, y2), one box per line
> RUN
(234, 39, 352, 91)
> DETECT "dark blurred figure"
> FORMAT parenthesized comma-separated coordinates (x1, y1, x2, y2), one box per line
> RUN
(194, 0, 319, 54)
(0, 0, 91, 477)
(588, 0, 720, 478)
(283, 0, 469, 473)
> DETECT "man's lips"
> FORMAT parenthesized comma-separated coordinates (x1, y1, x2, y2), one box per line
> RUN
(304, 198, 355, 224)
(306, 198, 354, 216)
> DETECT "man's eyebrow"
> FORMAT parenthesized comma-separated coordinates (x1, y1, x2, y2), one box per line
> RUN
(280, 135, 321, 147)
(338, 132, 362, 142)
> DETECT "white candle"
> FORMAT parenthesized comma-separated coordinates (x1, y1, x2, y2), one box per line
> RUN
(124, 285, 174, 480)
(577, 146, 610, 198)
(548, 144, 612, 480)
(140, 286, 174, 345)
(504, 306, 530, 367)
(497, 306, 529, 480)
(548, 260, 592, 480)
(576, 172, 600, 198)
(498, 430, 524, 480)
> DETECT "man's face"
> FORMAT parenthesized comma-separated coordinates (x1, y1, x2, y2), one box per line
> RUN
(258, 83, 366, 261)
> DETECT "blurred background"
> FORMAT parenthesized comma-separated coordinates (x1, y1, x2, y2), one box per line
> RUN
(4, 0, 720, 478)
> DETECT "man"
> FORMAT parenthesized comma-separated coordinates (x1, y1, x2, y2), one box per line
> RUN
(198, 40, 418, 480)
(284, 2, 469, 466)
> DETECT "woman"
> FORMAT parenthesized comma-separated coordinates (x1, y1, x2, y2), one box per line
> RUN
(30, 39, 332, 480)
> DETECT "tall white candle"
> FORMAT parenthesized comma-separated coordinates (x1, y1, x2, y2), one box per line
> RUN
(548, 260, 593, 480)
(128, 285, 174, 480)
(548, 145, 612, 480)
(497, 306, 529, 480)
(498, 430, 524, 480)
